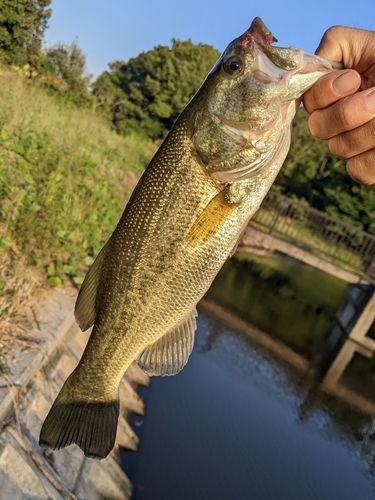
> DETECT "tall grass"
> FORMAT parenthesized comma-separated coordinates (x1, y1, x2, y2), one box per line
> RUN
(0, 67, 156, 358)
(0, 67, 156, 286)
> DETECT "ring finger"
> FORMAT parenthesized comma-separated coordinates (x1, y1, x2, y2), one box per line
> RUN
(346, 149, 375, 185)
(308, 88, 375, 140)
(328, 117, 375, 159)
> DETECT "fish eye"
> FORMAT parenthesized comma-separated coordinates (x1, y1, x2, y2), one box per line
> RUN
(223, 56, 243, 76)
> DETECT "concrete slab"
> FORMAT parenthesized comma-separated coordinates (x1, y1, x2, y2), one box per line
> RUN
(0, 289, 77, 425)
(125, 362, 150, 388)
(119, 377, 145, 415)
(0, 288, 148, 500)
(117, 414, 139, 451)
(0, 429, 66, 500)
(74, 457, 132, 500)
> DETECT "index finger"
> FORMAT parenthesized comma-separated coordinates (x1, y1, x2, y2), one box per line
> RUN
(303, 70, 361, 113)
(316, 25, 375, 73)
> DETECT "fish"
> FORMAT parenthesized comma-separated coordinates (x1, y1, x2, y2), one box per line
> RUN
(39, 17, 340, 459)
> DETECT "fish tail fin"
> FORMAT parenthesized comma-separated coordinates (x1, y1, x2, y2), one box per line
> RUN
(39, 383, 119, 459)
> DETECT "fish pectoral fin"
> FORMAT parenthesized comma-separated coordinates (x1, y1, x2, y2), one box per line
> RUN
(75, 242, 109, 331)
(187, 187, 240, 248)
(137, 309, 197, 376)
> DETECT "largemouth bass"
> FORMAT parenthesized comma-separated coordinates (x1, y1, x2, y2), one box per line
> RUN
(40, 18, 340, 459)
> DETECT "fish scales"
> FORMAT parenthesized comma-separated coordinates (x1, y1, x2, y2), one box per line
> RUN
(40, 17, 341, 459)
(58, 121, 224, 399)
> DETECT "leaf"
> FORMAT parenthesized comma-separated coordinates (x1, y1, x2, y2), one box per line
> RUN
(0, 237, 13, 248)
(47, 276, 63, 286)
(56, 230, 67, 238)
(9, 142, 25, 155)
(47, 267, 56, 276)
(83, 256, 94, 266)
(73, 276, 84, 286)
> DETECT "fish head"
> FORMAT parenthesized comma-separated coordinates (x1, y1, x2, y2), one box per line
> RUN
(191, 17, 339, 183)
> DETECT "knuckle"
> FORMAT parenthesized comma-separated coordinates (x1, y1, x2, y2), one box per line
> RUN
(321, 26, 345, 44)
(335, 97, 355, 129)
(304, 76, 331, 112)
(367, 119, 375, 145)
(328, 136, 348, 159)
(347, 153, 375, 185)
(357, 120, 375, 156)
(346, 158, 362, 183)
(307, 114, 317, 135)
(308, 112, 325, 139)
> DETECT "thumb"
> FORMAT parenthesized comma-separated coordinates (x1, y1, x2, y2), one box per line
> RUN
(316, 26, 375, 75)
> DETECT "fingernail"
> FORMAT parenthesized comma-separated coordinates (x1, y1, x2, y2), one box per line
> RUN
(332, 71, 360, 96)
(365, 90, 375, 113)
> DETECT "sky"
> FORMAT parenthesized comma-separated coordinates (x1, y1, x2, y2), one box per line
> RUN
(45, 0, 375, 78)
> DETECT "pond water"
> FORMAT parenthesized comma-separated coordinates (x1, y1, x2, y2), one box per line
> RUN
(122, 253, 375, 500)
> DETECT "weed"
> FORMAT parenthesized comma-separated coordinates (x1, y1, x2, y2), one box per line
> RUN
(0, 66, 156, 351)
(0, 66, 156, 288)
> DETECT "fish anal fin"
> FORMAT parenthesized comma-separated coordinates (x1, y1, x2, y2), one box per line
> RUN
(137, 309, 197, 376)
(74, 243, 108, 331)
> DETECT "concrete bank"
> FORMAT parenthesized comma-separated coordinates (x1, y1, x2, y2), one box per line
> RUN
(0, 288, 149, 500)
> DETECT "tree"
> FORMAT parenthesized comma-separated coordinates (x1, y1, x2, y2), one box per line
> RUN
(93, 39, 220, 139)
(276, 107, 375, 235)
(0, 0, 51, 69)
(43, 40, 93, 107)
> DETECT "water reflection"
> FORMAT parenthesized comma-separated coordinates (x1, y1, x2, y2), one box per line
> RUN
(123, 253, 375, 500)
(205, 252, 348, 357)
(206, 253, 375, 411)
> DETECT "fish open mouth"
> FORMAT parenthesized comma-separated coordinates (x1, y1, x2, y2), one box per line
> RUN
(241, 17, 342, 84)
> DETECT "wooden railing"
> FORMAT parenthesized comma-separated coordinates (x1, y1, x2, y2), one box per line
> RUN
(250, 191, 375, 280)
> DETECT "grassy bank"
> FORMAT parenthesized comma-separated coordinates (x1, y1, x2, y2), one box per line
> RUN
(0, 67, 156, 360)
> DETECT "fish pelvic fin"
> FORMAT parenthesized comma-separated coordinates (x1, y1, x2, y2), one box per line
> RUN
(39, 384, 119, 459)
(75, 242, 109, 331)
(137, 308, 197, 376)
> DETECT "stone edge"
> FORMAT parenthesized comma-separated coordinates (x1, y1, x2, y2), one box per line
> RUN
(0, 288, 77, 427)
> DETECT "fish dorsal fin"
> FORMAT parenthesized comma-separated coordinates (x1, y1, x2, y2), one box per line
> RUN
(74, 243, 108, 331)
(137, 309, 197, 376)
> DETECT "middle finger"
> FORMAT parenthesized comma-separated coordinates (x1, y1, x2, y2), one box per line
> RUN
(308, 88, 375, 140)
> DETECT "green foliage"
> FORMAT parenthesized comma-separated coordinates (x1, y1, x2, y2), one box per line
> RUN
(42, 40, 93, 107)
(277, 108, 375, 235)
(0, 68, 156, 287)
(0, 0, 51, 69)
(93, 39, 220, 139)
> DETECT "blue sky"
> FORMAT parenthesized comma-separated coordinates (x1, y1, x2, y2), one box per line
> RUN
(46, 1, 375, 78)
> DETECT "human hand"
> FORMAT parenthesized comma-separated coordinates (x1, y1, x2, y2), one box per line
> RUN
(303, 26, 375, 185)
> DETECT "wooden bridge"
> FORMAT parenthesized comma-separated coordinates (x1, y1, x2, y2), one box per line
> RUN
(241, 190, 375, 283)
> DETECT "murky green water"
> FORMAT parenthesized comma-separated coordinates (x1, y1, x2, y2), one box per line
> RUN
(122, 253, 375, 500)
(206, 252, 347, 357)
